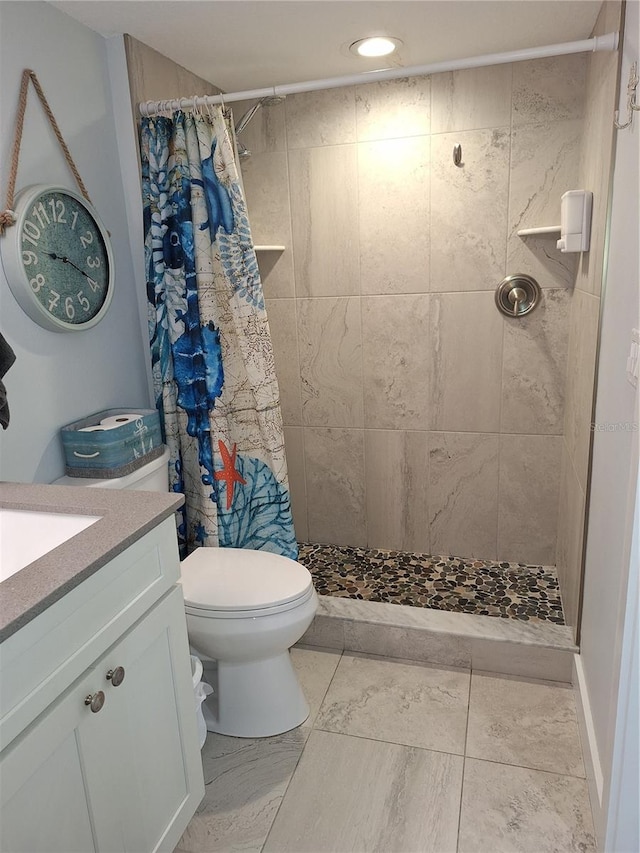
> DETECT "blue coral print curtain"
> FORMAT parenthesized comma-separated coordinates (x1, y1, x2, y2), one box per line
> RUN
(139, 107, 296, 559)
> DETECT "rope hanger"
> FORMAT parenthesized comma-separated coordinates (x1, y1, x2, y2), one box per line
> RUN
(0, 69, 92, 235)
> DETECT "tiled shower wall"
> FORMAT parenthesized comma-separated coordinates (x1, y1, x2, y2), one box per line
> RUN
(235, 54, 589, 566)
(556, 0, 622, 631)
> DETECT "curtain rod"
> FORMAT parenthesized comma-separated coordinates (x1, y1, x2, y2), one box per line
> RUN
(139, 32, 619, 117)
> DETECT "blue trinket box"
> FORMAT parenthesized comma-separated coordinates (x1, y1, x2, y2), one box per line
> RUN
(61, 408, 163, 478)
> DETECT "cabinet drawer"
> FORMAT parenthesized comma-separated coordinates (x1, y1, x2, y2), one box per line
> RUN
(0, 517, 180, 748)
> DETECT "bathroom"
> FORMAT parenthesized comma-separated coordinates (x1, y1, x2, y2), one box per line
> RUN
(0, 0, 637, 850)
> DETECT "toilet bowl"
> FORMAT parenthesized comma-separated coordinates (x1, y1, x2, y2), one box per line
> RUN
(54, 446, 318, 737)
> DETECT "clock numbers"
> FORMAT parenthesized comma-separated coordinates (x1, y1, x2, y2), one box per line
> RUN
(22, 250, 38, 266)
(64, 297, 75, 320)
(70, 210, 78, 230)
(86, 255, 101, 269)
(31, 202, 50, 230)
(22, 221, 40, 247)
(30, 274, 45, 293)
(87, 277, 99, 293)
(79, 231, 93, 249)
(46, 198, 67, 224)
(77, 291, 90, 311)
(48, 290, 61, 312)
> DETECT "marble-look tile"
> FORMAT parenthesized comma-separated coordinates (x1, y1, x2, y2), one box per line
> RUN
(230, 97, 286, 154)
(297, 297, 363, 428)
(298, 613, 345, 650)
(256, 248, 295, 299)
(316, 594, 576, 649)
(364, 430, 429, 552)
(563, 289, 600, 491)
(501, 288, 570, 435)
(283, 427, 308, 541)
(263, 730, 463, 853)
(285, 87, 356, 148)
(289, 646, 341, 729)
(471, 640, 573, 683)
(358, 137, 430, 294)
(467, 673, 585, 776)
(304, 427, 366, 546)
(430, 128, 510, 292)
(507, 120, 582, 289)
(355, 75, 430, 141)
(177, 726, 307, 853)
(265, 299, 302, 426)
(429, 292, 504, 432)
(512, 54, 587, 126)
(343, 621, 471, 669)
(431, 64, 512, 133)
(241, 152, 291, 247)
(497, 434, 563, 565)
(555, 445, 585, 634)
(315, 653, 469, 754)
(361, 295, 430, 428)
(288, 144, 359, 297)
(428, 432, 500, 560)
(458, 759, 596, 852)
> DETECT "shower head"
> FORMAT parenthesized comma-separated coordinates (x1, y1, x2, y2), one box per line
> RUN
(234, 95, 285, 137)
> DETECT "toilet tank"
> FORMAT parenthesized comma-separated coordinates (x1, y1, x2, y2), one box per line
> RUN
(53, 446, 170, 492)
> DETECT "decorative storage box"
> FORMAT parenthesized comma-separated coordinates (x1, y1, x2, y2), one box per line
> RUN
(61, 408, 163, 478)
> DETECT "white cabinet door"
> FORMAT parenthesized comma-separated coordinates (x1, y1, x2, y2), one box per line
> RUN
(93, 586, 204, 853)
(0, 587, 204, 853)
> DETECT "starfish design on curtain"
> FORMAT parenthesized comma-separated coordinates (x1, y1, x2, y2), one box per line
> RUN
(215, 440, 247, 510)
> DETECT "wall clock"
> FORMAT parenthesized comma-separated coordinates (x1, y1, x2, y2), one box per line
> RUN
(0, 184, 114, 332)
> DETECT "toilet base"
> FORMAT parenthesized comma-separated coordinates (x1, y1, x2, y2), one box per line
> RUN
(201, 651, 310, 738)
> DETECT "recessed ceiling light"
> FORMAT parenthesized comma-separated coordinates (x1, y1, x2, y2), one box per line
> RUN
(349, 37, 403, 58)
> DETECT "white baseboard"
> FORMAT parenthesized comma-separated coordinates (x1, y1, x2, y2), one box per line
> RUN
(573, 654, 606, 849)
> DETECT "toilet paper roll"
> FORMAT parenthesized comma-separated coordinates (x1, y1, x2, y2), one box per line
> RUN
(78, 425, 112, 432)
(99, 413, 144, 427)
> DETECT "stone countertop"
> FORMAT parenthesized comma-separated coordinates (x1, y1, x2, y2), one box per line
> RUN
(0, 482, 184, 642)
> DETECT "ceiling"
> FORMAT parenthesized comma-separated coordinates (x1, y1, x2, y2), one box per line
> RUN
(52, 1, 604, 94)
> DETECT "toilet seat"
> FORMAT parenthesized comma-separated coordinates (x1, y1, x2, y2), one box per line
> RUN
(180, 547, 314, 618)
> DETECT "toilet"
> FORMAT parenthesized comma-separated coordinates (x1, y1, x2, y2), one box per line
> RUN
(55, 447, 318, 737)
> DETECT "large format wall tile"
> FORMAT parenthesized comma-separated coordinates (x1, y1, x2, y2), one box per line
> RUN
(431, 128, 510, 292)
(242, 151, 291, 246)
(304, 427, 366, 546)
(507, 120, 582, 289)
(364, 430, 430, 552)
(428, 432, 500, 560)
(498, 434, 562, 565)
(358, 137, 430, 295)
(283, 426, 308, 541)
(555, 443, 586, 633)
(285, 87, 356, 148)
(361, 295, 430, 429)
(265, 298, 302, 426)
(431, 64, 512, 133)
(355, 75, 431, 141)
(289, 145, 359, 297)
(512, 54, 587, 126)
(297, 297, 363, 428)
(429, 292, 503, 432)
(501, 288, 570, 435)
(563, 289, 600, 491)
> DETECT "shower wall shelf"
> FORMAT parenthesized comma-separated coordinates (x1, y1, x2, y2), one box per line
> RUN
(517, 226, 561, 236)
(254, 245, 285, 252)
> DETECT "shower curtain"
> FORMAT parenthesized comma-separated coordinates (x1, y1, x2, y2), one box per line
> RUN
(139, 107, 297, 560)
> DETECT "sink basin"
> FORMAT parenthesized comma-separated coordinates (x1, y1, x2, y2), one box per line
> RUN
(0, 509, 101, 583)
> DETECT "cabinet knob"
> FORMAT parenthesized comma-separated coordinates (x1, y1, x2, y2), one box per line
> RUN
(106, 666, 125, 687)
(84, 691, 105, 713)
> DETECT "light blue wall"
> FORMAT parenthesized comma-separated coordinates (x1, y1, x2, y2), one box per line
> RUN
(0, 1, 151, 484)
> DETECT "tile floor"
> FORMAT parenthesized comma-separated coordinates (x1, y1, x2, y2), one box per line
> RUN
(176, 646, 595, 853)
(298, 543, 565, 623)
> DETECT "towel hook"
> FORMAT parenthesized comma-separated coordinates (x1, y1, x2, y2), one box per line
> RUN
(614, 61, 639, 130)
(453, 143, 463, 167)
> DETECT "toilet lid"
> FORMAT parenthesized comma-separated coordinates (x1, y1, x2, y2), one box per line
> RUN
(180, 547, 313, 612)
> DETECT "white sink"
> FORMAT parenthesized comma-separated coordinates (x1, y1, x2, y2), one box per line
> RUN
(0, 509, 101, 583)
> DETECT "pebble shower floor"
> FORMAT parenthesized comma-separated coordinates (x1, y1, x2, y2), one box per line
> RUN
(297, 542, 565, 624)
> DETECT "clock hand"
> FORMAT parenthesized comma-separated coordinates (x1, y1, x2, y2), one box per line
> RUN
(44, 252, 93, 280)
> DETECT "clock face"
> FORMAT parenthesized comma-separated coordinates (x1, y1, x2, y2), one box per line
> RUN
(1, 185, 114, 331)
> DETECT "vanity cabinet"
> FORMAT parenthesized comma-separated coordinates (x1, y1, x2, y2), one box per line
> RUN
(0, 517, 204, 853)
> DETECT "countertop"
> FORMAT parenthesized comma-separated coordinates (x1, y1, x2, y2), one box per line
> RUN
(0, 482, 184, 642)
